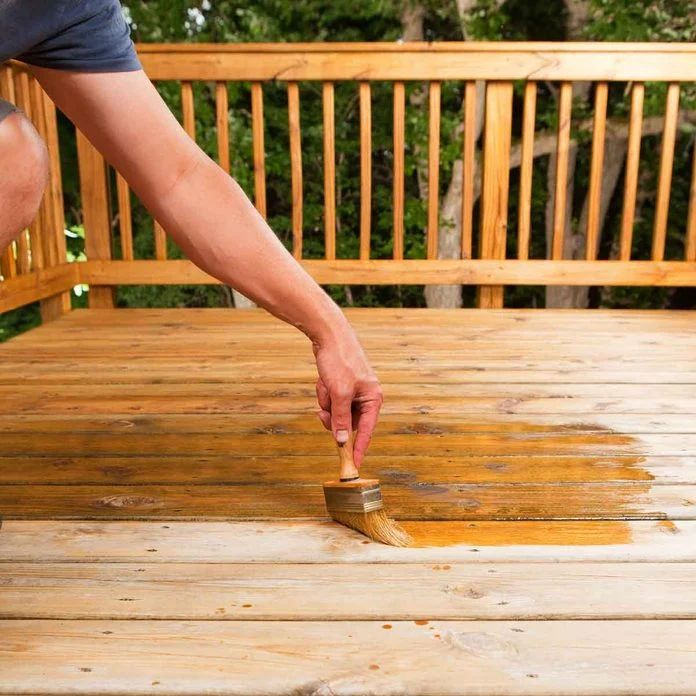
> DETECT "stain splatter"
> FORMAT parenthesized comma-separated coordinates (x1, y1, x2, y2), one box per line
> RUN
(657, 520, 680, 534)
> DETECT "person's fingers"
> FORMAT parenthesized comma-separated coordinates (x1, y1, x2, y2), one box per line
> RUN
(352, 397, 382, 469)
(329, 385, 354, 445)
(315, 379, 333, 430)
(317, 408, 331, 431)
(316, 379, 331, 410)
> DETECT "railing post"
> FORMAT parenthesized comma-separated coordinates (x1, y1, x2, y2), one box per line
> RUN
(36, 85, 72, 320)
(76, 130, 114, 308)
(478, 81, 513, 308)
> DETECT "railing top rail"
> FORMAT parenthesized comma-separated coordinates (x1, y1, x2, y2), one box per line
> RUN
(135, 41, 696, 54)
(134, 41, 696, 82)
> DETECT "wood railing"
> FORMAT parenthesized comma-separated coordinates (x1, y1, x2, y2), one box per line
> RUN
(0, 64, 74, 317)
(2, 42, 696, 316)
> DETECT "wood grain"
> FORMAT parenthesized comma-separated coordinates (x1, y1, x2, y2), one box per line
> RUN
(517, 81, 536, 261)
(135, 42, 696, 81)
(478, 81, 513, 307)
(76, 130, 114, 308)
(323, 81, 336, 260)
(392, 81, 405, 260)
(76, 258, 696, 286)
(4, 562, 695, 620)
(287, 82, 303, 258)
(652, 83, 680, 261)
(551, 81, 573, 260)
(2, 519, 696, 562)
(215, 81, 230, 174)
(4, 618, 696, 694)
(586, 82, 608, 260)
(619, 82, 644, 261)
(251, 82, 266, 218)
(359, 81, 372, 260)
(427, 81, 441, 260)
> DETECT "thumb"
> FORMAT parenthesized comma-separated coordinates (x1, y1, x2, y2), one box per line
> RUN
(330, 387, 354, 446)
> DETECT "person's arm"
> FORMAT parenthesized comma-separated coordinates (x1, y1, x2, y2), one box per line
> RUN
(31, 66, 382, 467)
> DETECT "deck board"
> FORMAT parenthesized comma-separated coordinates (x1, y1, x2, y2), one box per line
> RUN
(3, 619, 696, 695)
(1, 308, 695, 693)
(5, 561, 696, 620)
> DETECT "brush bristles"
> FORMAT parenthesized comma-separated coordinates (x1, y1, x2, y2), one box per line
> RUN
(328, 508, 412, 547)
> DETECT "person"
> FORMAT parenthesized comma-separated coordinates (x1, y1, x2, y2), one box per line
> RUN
(0, 0, 383, 468)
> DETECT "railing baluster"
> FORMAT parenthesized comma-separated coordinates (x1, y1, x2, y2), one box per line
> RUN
(322, 81, 336, 260)
(215, 82, 230, 174)
(686, 138, 696, 262)
(251, 81, 267, 218)
(153, 221, 167, 260)
(652, 82, 680, 261)
(478, 81, 513, 309)
(14, 232, 30, 275)
(148, 80, 170, 261)
(36, 82, 71, 318)
(392, 81, 405, 261)
(619, 82, 644, 261)
(359, 82, 372, 261)
(15, 70, 44, 273)
(0, 242, 17, 279)
(586, 82, 608, 261)
(116, 173, 133, 261)
(551, 81, 573, 260)
(517, 81, 536, 260)
(0, 65, 14, 100)
(0, 66, 16, 279)
(181, 81, 195, 140)
(461, 80, 477, 261)
(427, 81, 441, 260)
(287, 82, 303, 259)
(76, 129, 114, 307)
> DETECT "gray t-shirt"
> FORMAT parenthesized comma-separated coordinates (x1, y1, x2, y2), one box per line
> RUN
(0, 0, 141, 72)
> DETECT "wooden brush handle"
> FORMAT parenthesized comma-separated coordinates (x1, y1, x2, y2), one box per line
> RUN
(337, 431, 359, 481)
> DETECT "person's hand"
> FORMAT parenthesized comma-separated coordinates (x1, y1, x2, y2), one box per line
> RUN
(312, 327, 383, 470)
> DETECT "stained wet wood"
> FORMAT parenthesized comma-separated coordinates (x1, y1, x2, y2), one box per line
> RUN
(0, 308, 693, 520)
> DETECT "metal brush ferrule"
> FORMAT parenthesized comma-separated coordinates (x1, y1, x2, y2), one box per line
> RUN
(323, 483, 384, 513)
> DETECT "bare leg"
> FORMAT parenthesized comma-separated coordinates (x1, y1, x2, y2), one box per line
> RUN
(0, 112, 49, 254)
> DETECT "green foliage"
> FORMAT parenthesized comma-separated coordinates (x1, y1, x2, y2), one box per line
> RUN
(0, 304, 41, 342)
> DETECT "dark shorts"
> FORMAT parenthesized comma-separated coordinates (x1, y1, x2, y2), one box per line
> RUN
(0, 0, 141, 73)
(0, 98, 18, 124)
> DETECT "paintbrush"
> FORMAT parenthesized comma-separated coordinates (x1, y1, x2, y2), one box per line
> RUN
(323, 433, 411, 547)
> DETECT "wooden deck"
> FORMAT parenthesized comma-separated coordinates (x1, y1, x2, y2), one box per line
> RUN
(1, 307, 696, 694)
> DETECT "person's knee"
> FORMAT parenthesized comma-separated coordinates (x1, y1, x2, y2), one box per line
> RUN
(0, 112, 50, 234)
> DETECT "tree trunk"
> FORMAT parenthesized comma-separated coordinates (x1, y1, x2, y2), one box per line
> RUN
(572, 135, 629, 307)
(424, 82, 485, 308)
(545, 0, 591, 307)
